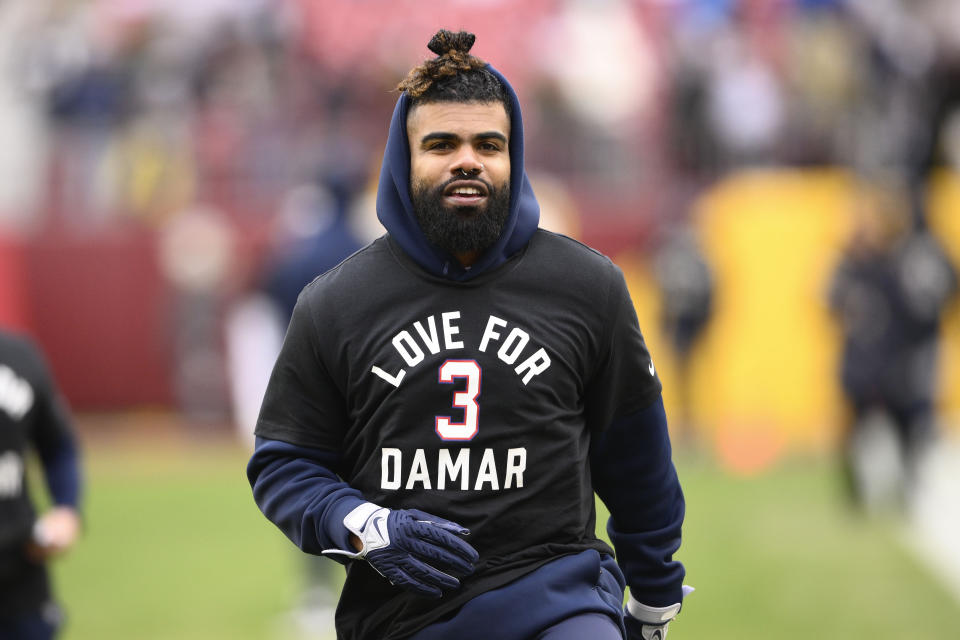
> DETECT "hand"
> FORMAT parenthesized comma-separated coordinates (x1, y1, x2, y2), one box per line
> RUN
(323, 503, 479, 598)
(27, 507, 81, 561)
(624, 615, 670, 640)
(624, 588, 691, 640)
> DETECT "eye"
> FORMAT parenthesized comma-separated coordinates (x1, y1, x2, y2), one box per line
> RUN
(427, 140, 454, 151)
(478, 141, 503, 152)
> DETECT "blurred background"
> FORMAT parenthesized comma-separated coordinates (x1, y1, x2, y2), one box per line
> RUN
(1, 0, 959, 638)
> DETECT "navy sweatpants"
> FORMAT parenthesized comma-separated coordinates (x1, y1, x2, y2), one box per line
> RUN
(0, 608, 59, 640)
(411, 550, 625, 640)
(536, 613, 622, 639)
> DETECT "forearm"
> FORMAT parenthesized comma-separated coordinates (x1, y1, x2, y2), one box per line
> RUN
(248, 438, 479, 598)
(38, 431, 82, 509)
(591, 396, 686, 607)
(246, 436, 366, 555)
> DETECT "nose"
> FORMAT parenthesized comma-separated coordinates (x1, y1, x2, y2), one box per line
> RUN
(455, 164, 484, 177)
(450, 150, 484, 177)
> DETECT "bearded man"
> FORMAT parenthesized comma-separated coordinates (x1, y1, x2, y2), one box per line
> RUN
(248, 30, 690, 640)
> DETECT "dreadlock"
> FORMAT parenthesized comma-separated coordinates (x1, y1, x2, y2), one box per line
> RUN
(397, 30, 511, 117)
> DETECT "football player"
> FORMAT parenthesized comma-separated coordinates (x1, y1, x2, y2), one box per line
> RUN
(248, 29, 689, 640)
(0, 330, 82, 639)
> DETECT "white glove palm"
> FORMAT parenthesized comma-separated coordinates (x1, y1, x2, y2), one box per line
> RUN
(623, 585, 693, 640)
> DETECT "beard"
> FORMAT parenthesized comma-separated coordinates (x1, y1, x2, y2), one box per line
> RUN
(411, 176, 511, 258)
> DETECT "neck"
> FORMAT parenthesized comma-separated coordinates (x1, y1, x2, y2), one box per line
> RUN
(455, 250, 480, 267)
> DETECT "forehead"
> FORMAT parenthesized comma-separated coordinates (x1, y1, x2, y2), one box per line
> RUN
(407, 101, 510, 140)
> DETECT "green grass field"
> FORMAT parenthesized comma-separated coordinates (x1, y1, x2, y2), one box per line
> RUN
(46, 438, 959, 639)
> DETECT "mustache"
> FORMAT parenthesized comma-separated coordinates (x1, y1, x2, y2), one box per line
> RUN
(436, 175, 495, 194)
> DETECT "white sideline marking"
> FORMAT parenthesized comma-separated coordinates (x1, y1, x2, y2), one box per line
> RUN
(905, 432, 960, 604)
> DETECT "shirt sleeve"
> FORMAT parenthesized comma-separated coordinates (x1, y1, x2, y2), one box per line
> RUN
(254, 289, 350, 451)
(247, 436, 366, 557)
(586, 267, 685, 608)
(27, 341, 82, 509)
(249, 288, 365, 556)
(584, 265, 662, 431)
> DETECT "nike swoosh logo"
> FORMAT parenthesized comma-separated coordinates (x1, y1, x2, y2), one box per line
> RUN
(648, 361, 656, 376)
(372, 516, 386, 540)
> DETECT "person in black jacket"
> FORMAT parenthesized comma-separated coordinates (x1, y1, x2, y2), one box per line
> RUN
(248, 30, 689, 640)
(0, 330, 83, 639)
(829, 177, 958, 509)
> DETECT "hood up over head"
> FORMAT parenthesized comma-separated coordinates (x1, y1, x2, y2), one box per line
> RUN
(375, 65, 540, 281)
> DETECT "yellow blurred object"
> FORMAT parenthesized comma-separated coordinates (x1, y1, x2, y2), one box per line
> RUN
(928, 170, 960, 425)
(621, 169, 960, 471)
(694, 169, 853, 454)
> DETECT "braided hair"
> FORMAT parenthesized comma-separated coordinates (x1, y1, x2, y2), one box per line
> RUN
(397, 30, 511, 117)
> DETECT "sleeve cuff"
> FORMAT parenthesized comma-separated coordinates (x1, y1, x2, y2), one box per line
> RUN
(325, 496, 369, 552)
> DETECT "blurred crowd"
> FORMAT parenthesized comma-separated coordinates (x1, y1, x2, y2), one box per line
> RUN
(0, 0, 958, 442)
(0, 0, 958, 236)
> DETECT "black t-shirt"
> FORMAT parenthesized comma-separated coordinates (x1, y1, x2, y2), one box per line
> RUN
(256, 230, 661, 639)
(0, 332, 74, 615)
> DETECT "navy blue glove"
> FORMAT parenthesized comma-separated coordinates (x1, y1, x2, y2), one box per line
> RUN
(323, 502, 478, 598)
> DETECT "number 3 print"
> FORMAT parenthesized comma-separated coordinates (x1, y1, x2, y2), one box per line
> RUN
(436, 360, 481, 440)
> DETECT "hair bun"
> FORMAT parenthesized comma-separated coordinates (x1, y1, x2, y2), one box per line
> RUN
(397, 29, 489, 96)
(427, 30, 476, 56)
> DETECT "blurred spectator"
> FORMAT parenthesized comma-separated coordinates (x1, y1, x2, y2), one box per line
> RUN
(663, 18, 722, 181)
(654, 224, 714, 446)
(704, 23, 785, 169)
(828, 175, 958, 510)
(780, 4, 863, 165)
(226, 175, 365, 636)
(27, 2, 133, 228)
(260, 183, 363, 319)
(0, 329, 83, 640)
(158, 203, 237, 424)
(227, 172, 367, 439)
(527, 170, 582, 239)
